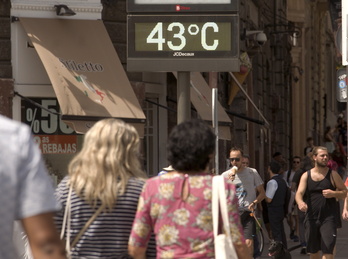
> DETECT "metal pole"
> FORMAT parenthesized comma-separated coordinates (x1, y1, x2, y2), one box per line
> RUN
(177, 71, 191, 124)
(212, 88, 219, 175)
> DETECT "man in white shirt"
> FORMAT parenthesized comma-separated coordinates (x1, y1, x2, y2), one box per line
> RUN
(0, 115, 65, 259)
(265, 161, 288, 248)
(222, 147, 265, 257)
(283, 156, 301, 242)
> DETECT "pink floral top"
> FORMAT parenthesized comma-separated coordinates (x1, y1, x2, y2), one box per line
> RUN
(129, 173, 245, 258)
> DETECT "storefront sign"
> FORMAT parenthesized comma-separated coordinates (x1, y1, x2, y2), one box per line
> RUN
(127, 15, 239, 71)
(21, 98, 75, 135)
(337, 68, 348, 102)
(33, 135, 77, 154)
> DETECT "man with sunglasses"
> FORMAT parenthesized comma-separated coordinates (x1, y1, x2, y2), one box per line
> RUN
(222, 147, 265, 257)
(283, 156, 301, 243)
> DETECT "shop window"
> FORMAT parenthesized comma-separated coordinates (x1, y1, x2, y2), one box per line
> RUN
(21, 97, 83, 186)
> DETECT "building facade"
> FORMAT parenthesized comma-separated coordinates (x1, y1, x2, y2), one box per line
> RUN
(0, 0, 341, 180)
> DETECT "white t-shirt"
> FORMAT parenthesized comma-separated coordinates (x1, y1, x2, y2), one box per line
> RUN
(0, 116, 60, 259)
(222, 167, 263, 212)
(283, 169, 296, 187)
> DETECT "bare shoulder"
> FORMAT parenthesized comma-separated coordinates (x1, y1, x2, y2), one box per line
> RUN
(300, 171, 308, 181)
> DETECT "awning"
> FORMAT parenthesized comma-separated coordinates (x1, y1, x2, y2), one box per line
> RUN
(229, 72, 270, 127)
(173, 72, 232, 140)
(19, 18, 146, 135)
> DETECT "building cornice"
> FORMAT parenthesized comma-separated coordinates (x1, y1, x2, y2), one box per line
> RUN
(11, 4, 102, 14)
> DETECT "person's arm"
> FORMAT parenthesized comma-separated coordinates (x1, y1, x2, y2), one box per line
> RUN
(322, 170, 347, 200)
(248, 184, 265, 211)
(21, 212, 66, 259)
(254, 184, 266, 205)
(265, 197, 272, 203)
(264, 180, 277, 203)
(290, 181, 297, 192)
(342, 193, 348, 221)
(233, 243, 252, 259)
(128, 246, 146, 259)
(128, 183, 153, 258)
(248, 171, 266, 211)
(295, 173, 308, 212)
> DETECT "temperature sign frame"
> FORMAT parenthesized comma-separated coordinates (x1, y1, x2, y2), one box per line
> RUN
(127, 15, 239, 72)
(127, 0, 239, 13)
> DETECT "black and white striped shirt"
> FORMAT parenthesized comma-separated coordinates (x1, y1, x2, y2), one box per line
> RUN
(55, 176, 156, 259)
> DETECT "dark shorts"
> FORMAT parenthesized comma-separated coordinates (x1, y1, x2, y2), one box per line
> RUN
(240, 211, 256, 240)
(305, 218, 337, 254)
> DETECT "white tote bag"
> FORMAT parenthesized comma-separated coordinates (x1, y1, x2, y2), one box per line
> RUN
(212, 175, 238, 259)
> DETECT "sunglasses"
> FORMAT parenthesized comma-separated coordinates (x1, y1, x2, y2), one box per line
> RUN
(293, 161, 300, 164)
(229, 157, 240, 162)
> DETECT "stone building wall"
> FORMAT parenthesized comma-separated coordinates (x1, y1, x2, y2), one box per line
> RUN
(0, 0, 13, 117)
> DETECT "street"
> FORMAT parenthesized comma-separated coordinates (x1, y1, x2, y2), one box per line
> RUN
(259, 208, 348, 258)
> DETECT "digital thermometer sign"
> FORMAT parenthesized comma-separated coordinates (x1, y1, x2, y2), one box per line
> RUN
(127, 15, 239, 72)
(135, 21, 231, 52)
(127, 0, 239, 13)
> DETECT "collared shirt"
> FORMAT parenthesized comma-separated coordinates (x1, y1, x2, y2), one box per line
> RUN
(0, 115, 60, 259)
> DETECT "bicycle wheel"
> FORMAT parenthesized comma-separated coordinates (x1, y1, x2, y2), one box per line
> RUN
(255, 227, 264, 256)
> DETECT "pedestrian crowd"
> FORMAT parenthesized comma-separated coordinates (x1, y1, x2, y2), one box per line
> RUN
(2, 113, 348, 259)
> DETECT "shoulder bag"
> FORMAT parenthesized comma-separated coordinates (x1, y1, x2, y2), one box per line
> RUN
(60, 185, 105, 258)
(212, 175, 238, 259)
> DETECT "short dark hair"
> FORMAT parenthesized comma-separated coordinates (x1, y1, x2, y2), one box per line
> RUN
(230, 147, 243, 156)
(272, 152, 281, 158)
(292, 156, 301, 161)
(306, 137, 313, 142)
(167, 119, 215, 172)
(269, 161, 281, 174)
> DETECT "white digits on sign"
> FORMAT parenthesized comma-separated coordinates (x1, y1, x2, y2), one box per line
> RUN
(167, 22, 186, 51)
(41, 100, 58, 134)
(201, 22, 219, 50)
(147, 22, 165, 51)
(60, 120, 74, 134)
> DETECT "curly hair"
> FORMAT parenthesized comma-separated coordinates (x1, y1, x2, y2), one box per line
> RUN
(167, 119, 215, 172)
(68, 119, 146, 210)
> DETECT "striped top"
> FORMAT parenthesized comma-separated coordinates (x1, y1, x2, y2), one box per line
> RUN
(55, 176, 156, 259)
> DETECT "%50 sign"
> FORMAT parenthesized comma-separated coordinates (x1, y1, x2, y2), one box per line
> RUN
(23, 98, 74, 135)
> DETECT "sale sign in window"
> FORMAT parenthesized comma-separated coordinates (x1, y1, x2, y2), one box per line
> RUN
(33, 135, 77, 154)
(21, 98, 75, 135)
(21, 98, 79, 154)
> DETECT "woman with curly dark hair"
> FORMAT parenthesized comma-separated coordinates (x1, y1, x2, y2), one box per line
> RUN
(128, 119, 250, 259)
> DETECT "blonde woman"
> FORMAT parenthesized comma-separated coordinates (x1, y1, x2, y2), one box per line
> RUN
(55, 119, 155, 258)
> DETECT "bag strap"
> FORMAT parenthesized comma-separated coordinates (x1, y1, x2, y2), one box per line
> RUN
(71, 204, 105, 248)
(212, 176, 220, 238)
(212, 176, 238, 258)
(60, 184, 73, 240)
(61, 185, 105, 252)
(212, 176, 233, 239)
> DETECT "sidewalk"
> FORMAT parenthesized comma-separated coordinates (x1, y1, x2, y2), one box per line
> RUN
(258, 216, 348, 258)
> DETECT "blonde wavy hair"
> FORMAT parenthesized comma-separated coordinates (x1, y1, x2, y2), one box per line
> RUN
(68, 119, 146, 210)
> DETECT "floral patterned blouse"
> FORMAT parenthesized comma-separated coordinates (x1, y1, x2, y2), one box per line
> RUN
(129, 172, 245, 258)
